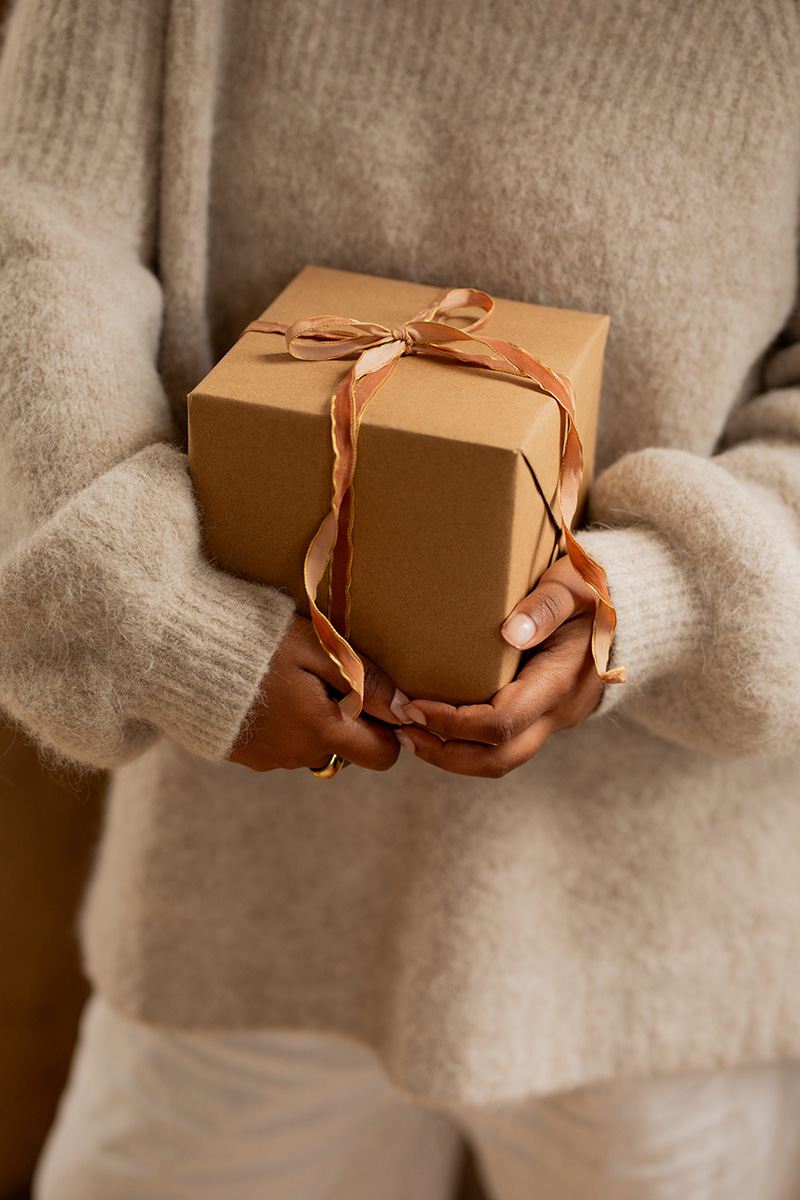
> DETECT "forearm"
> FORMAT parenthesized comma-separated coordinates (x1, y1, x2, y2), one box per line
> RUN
(0, 444, 295, 768)
(0, 0, 296, 768)
(580, 389, 800, 755)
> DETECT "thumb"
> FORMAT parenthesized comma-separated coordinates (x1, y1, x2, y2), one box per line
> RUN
(501, 559, 588, 651)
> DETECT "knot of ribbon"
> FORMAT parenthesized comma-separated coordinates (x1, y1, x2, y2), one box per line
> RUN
(391, 326, 415, 351)
(244, 287, 626, 717)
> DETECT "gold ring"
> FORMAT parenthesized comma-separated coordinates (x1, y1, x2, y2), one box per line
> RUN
(309, 753, 347, 779)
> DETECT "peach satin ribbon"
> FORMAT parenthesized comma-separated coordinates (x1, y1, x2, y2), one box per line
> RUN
(245, 288, 626, 717)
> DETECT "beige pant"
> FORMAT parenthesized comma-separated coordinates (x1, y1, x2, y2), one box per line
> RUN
(35, 996, 800, 1200)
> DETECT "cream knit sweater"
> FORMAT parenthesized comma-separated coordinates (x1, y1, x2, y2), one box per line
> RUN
(2, 0, 800, 1105)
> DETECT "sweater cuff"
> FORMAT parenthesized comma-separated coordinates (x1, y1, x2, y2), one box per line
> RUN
(577, 526, 705, 718)
(131, 567, 296, 761)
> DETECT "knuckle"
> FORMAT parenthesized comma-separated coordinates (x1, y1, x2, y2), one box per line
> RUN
(559, 702, 583, 729)
(485, 755, 512, 780)
(357, 728, 402, 772)
(432, 706, 458, 737)
(538, 588, 566, 626)
(362, 661, 386, 701)
(490, 713, 517, 745)
(377, 743, 401, 770)
(322, 708, 346, 737)
(420, 739, 445, 766)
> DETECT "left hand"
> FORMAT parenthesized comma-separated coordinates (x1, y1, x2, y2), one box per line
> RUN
(394, 555, 605, 777)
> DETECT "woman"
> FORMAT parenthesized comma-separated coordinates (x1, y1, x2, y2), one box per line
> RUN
(2, 1, 800, 1197)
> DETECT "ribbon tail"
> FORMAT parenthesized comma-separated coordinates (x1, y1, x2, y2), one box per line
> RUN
(304, 511, 366, 712)
(563, 525, 627, 684)
(306, 350, 403, 717)
(327, 354, 401, 637)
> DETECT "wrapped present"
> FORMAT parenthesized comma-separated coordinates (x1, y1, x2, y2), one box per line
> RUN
(188, 266, 618, 707)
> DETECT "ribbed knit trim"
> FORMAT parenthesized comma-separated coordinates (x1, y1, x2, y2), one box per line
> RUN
(132, 570, 295, 762)
(578, 526, 705, 718)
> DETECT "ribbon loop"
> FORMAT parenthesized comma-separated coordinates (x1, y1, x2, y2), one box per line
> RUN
(243, 289, 625, 714)
(418, 287, 495, 332)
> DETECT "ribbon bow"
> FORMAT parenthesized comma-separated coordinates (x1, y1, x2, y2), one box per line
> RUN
(245, 287, 625, 717)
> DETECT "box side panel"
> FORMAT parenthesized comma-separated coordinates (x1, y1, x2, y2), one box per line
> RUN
(518, 314, 609, 529)
(513, 460, 562, 597)
(349, 427, 548, 705)
(188, 393, 331, 605)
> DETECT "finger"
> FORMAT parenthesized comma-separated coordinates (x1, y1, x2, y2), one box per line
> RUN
(402, 621, 596, 743)
(297, 621, 411, 726)
(500, 555, 593, 652)
(395, 717, 553, 778)
(513, 630, 602, 724)
(328, 709, 401, 772)
(402, 661, 563, 745)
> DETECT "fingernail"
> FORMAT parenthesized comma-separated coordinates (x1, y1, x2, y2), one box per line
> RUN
(390, 688, 412, 724)
(501, 613, 536, 649)
(403, 703, 427, 726)
(394, 728, 416, 754)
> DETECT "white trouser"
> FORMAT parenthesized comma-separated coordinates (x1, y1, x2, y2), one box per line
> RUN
(35, 996, 800, 1200)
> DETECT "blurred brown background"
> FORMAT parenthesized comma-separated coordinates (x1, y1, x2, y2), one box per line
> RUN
(0, 719, 105, 1199)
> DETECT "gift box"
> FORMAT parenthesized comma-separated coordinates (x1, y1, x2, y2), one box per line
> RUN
(188, 266, 609, 705)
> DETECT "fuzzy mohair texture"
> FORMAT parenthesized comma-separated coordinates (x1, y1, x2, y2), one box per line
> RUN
(1, 0, 800, 1104)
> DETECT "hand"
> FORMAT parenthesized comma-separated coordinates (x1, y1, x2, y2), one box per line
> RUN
(229, 614, 411, 773)
(394, 556, 604, 778)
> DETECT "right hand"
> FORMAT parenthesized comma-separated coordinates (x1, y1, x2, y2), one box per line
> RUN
(228, 614, 410, 773)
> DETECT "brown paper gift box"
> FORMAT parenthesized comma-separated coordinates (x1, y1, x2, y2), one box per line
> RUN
(188, 266, 609, 705)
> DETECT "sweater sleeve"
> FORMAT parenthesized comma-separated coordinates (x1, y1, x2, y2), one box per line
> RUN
(0, 0, 294, 769)
(578, 316, 800, 756)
